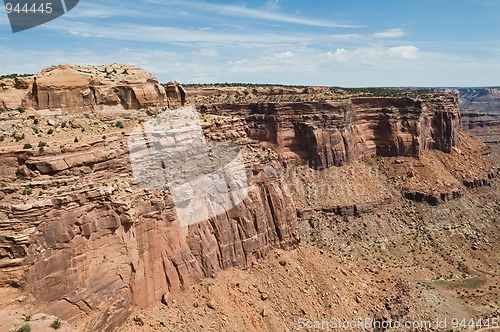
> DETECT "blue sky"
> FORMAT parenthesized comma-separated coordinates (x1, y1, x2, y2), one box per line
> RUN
(0, 0, 499, 86)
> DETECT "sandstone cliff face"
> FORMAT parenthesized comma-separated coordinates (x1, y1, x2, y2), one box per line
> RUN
(461, 111, 500, 144)
(206, 95, 461, 168)
(0, 65, 186, 114)
(458, 88, 500, 113)
(0, 130, 298, 330)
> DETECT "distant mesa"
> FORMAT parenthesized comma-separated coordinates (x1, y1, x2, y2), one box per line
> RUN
(0, 64, 186, 114)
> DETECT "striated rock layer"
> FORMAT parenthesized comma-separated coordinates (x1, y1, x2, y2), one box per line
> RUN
(0, 133, 298, 330)
(461, 111, 500, 144)
(0, 64, 186, 114)
(205, 95, 461, 168)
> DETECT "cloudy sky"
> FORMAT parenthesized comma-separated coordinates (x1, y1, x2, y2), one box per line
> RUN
(1, 0, 499, 86)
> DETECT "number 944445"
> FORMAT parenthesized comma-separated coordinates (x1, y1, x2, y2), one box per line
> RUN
(5, 2, 53, 14)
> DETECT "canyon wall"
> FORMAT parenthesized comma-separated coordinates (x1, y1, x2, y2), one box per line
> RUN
(458, 87, 500, 113)
(0, 133, 298, 331)
(205, 95, 461, 168)
(461, 111, 500, 144)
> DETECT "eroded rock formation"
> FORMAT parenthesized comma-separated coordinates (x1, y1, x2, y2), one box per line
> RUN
(0, 64, 186, 114)
(461, 111, 500, 144)
(0, 134, 298, 330)
(205, 95, 461, 168)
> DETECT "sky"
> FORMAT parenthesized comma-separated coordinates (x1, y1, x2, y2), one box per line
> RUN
(0, 0, 499, 87)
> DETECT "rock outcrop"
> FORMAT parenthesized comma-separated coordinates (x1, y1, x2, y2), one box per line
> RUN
(0, 133, 298, 330)
(0, 64, 186, 114)
(205, 95, 461, 168)
(461, 111, 500, 144)
(458, 87, 500, 113)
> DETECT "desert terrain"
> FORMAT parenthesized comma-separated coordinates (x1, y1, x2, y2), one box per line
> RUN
(0, 65, 498, 332)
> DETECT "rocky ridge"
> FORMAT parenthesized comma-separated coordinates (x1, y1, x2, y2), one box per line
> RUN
(0, 64, 186, 115)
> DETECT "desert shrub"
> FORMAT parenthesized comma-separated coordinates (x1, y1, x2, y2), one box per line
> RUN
(50, 318, 61, 329)
(61, 121, 67, 128)
(41, 184, 48, 190)
(33, 118, 39, 125)
(15, 133, 25, 142)
(47, 128, 54, 135)
(17, 323, 31, 332)
(115, 121, 124, 129)
(23, 143, 32, 149)
(17, 106, 25, 113)
(22, 187, 32, 195)
(74, 137, 79, 143)
(0, 135, 4, 142)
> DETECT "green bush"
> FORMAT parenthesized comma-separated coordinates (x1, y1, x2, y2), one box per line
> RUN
(50, 318, 61, 329)
(38, 141, 47, 148)
(41, 184, 48, 190)
(115, 121, 124, 129)
(17, 323, 31, 332)
(23, 143, 33, 149)
(74, 137, 79, 143)
(47, 128, 54, 135)
(22, 187, 32, 195)
(61, 121, 67, 128)
(0, 183, 7, 188)
(0, 135, 4, 142)
(33, 118, 39, 125)
(17, 106, 25, 113)
(15, 133, 25, 142)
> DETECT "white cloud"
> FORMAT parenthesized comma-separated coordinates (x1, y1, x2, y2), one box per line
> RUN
(324, 48, 348, 62)
(264, 0, 281, 11)
(275, 51, 295, 59)
(196, 48, 219, 57)
(387, 45, 419, 60)
(144, 0, 362, 28)
(45, 20, 317, 45)
(373, 28, 406, 39)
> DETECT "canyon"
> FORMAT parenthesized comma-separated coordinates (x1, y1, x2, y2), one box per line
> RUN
(0, 66, 498, 331)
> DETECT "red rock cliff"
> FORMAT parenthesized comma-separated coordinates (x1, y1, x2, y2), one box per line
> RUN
(0, 64, 186, 114)
(0, 132, 298, 330)
(205, 95, 461, 168)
